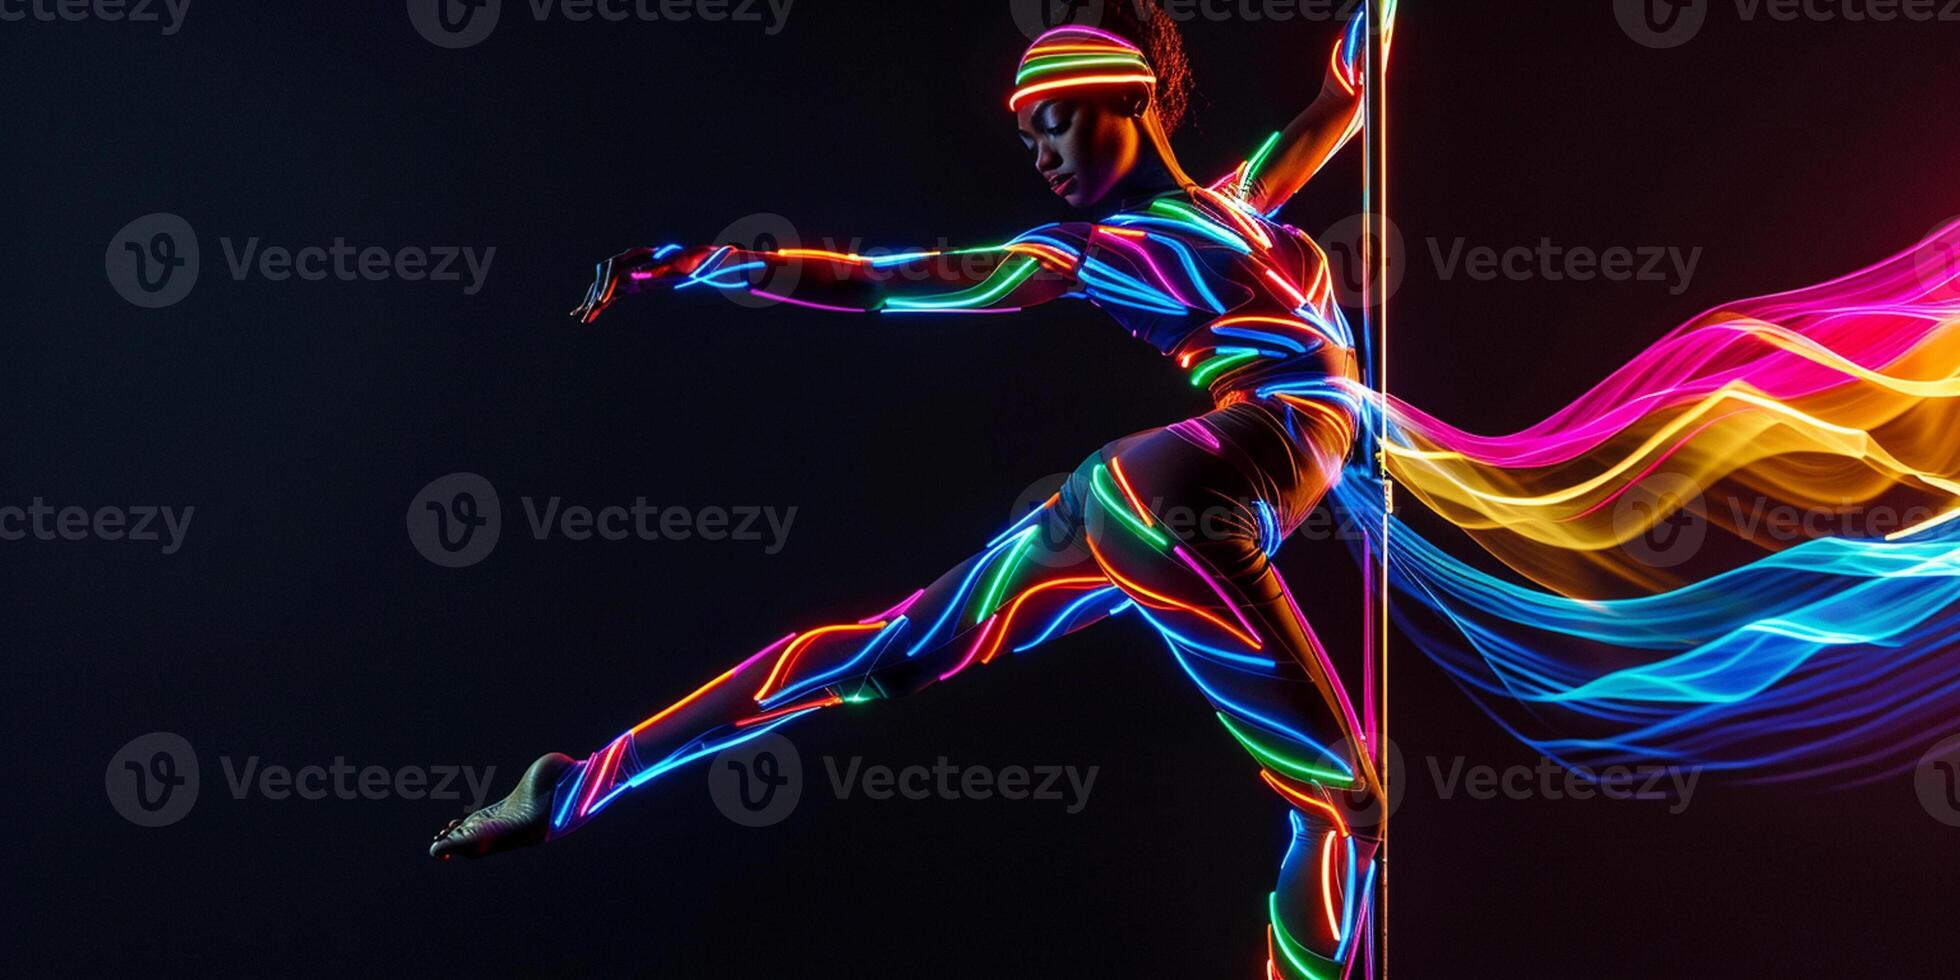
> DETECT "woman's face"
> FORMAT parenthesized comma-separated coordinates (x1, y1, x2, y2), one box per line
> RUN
(1016, 95, 1147, 210)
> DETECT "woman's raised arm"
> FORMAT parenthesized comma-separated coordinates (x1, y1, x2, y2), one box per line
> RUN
(1236, 1, 1397, 215)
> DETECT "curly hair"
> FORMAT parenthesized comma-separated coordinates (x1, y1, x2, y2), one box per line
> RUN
(1058, 0, 1196, 132)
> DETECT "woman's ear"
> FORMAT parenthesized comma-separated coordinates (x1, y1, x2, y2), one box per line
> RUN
(1125, 92, 1150, 118)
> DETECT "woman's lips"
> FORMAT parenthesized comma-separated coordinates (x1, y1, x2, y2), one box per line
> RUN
(1049, 174, 1077, 197)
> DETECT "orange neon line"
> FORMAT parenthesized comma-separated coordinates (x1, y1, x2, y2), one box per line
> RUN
(776, 248, 868, 264)
(754, 621, 888, 701)
(1024, 43, 1142, 57)
(1319, 830, 1343, 941)
(1009, 74, 1157, 111)
(738, 694, 843, 727)
(1084, 535, 1262, 649)
(627, 640, 789, 737)
(1108, 457, 1154, 528)
(1003, 242, 1077, 271)
(978, 576, 1109, 664)
(1260, 769, 1351, 839)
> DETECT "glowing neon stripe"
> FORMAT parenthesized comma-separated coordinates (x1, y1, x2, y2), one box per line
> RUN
(1242, 131, 1283, 199)
(1094, 537, 1263, 650)
(885, 256, 1038, 311)
(755, 621, 889, 701)
(1091, 463, 1171, 548)
(1218, 712, 1357, 786)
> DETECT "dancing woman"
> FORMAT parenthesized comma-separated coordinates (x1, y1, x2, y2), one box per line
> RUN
(436, 6, 1398, 976)
(431, 3, 1960, 977)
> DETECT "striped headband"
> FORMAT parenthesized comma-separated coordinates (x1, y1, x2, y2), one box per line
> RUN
(1008, 26, 1158, 113)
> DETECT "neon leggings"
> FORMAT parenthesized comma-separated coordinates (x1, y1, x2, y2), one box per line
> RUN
(545, 397, 1379, 978)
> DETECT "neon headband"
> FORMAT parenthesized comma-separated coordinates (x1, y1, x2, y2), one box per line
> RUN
(1008, 26, 1157, 113)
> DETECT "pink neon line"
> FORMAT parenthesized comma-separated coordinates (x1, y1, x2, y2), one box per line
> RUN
(938, 616, 999, 682)
(863, 589, 926, 624)
(1361, 540, 1378, 752)
(1032, 24, 1142, 50)
(1171, 544, 1264, 648)
(1562, 410, 1747, 521)
(1167, 418, 1222, 452)
(1281, 571, 1369, 758)
(751, 289, 866, 314)
(1097, 231, 1198, 310)
(576, 737, 623, 819)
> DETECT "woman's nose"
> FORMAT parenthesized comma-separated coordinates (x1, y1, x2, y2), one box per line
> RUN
(1034, 142, 1061, 173)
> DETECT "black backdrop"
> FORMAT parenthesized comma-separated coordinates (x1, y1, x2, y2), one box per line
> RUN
(6, 1, 1959, 977)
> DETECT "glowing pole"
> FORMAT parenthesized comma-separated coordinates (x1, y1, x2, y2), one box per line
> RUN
(1362, 1, 1392, 976)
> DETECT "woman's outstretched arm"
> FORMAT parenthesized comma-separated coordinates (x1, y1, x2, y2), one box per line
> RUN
(1236, 1, 1398, 215)
(570, 224, 1096, 323)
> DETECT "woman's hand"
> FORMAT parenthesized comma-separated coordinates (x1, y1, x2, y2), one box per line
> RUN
(569, 246, 686, 323)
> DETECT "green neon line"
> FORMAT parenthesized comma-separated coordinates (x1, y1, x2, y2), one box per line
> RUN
(1091, 464, 1170, 549)
(1190, 351, 1260, 387)
(1216, 713, 1356, 788)
(1269, 893, 1339, 980)
(1016, 54, 1149, 84)
(886, 256, 1038, 311)
(1242, 131, 1282, 191)
(1149, 199, 1247, 249)
(975, 528, 1038, 623)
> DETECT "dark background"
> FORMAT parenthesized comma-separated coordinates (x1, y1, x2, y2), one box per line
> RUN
(6, 1, 1958, 976)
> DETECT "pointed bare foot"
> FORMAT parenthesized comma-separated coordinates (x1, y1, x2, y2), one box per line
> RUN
(428, 753, 576, 861)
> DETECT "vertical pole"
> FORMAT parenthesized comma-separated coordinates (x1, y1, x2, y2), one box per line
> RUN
(1362, 1, 1391, 976)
